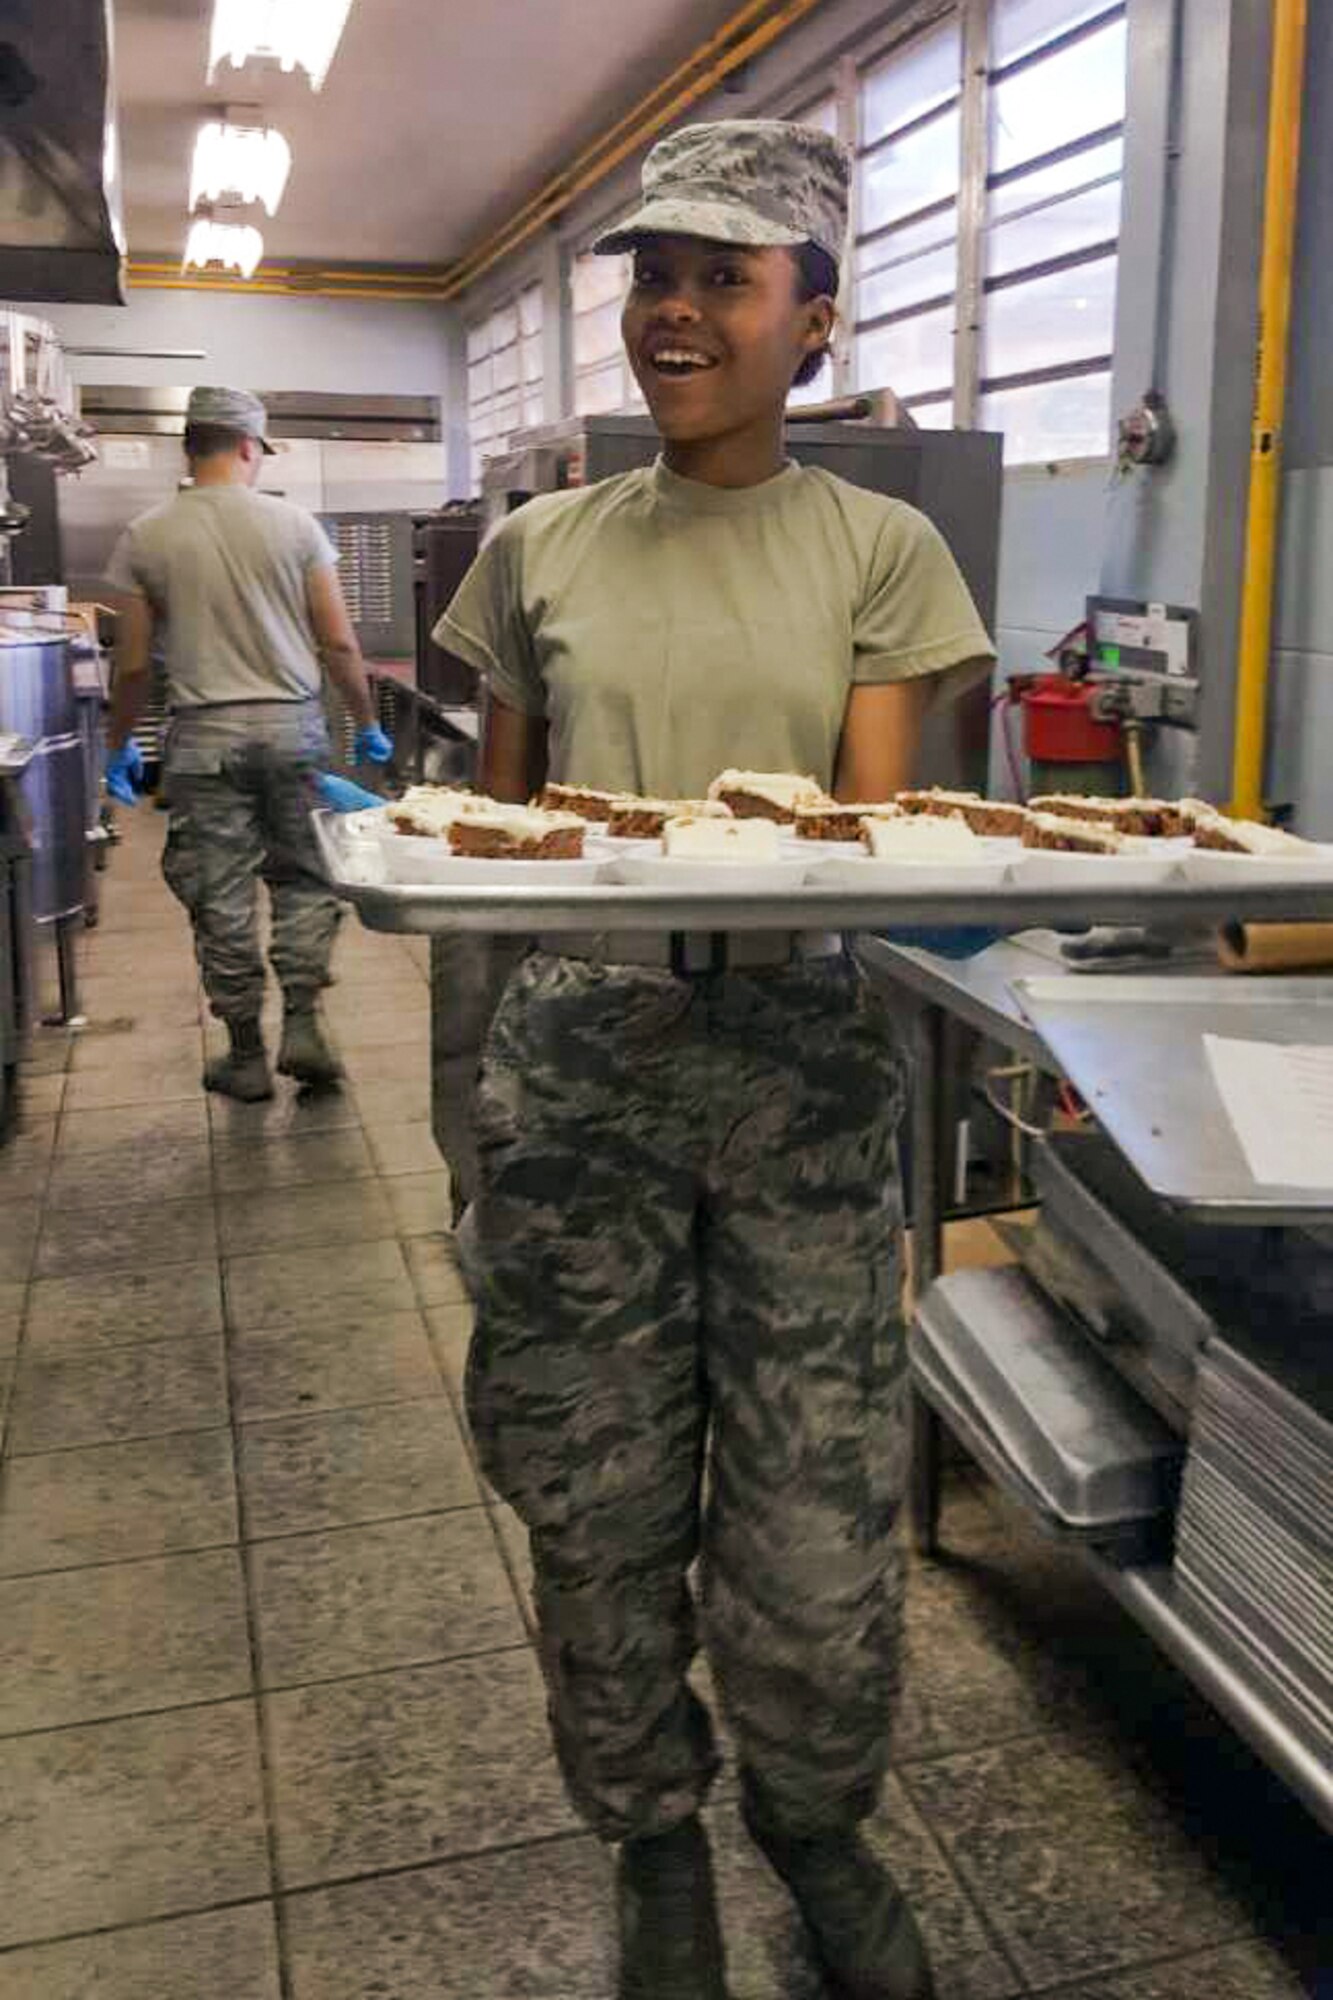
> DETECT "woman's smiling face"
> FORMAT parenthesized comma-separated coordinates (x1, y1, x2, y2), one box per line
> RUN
(622, 235, 834, 445)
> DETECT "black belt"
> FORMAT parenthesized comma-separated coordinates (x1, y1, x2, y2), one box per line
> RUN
(534, 929, 844, 974)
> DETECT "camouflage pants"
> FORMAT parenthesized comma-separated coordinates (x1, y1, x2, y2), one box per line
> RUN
(430, 934, 528, 1215)
(162, 746, 341, 1022)
(468, 951, 910, 1842)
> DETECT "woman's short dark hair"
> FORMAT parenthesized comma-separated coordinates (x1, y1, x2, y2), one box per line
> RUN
(792, 240, 838, 389)
(183, 421, 246, 461)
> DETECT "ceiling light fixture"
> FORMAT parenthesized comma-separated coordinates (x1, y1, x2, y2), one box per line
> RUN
(190, 119, 291, 215)
(183, 216, 266, 280)
(207, 0, 355, 93)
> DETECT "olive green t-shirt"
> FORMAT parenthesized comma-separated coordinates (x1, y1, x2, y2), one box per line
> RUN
(107, 486, 337, 709)
(436, 458, 994, 799)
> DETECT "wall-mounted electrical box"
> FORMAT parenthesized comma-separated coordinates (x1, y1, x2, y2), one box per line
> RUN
(1086, 595, 1200, 729)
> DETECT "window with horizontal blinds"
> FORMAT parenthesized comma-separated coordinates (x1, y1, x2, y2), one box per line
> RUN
(852, 17, 961, 417)
(571, 250, 644, 416)
(466, 280, 545, 491)
(784, 93, 841, 408)
(978, 0, 1125, 460)
(845, 0, 1124, 459)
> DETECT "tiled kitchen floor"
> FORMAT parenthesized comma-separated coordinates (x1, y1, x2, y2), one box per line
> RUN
(0, 812, 1327, 1998)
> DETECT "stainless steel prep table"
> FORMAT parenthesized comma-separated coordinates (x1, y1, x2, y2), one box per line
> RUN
(859, 934, 1333, 1836)
(320, 807, 1333, 1828)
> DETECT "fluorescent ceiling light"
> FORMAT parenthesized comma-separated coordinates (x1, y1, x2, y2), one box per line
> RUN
(190, 121, 291, 215)
(183, 217, 266, 280)
(208, 0, 355, 93)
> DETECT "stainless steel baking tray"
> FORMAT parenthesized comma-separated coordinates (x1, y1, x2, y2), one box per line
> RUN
(1034, 1132, 1219, 1356)
(912, 1266, 1182, 1531)
(1015, 976, 1333, 1224)
(313, 813, 1333, 938)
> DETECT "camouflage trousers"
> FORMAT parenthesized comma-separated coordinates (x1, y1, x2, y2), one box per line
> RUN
(467, 950, 910, 1842)
(161, 746, 341, 1023)
(430, 934, 528, 1215)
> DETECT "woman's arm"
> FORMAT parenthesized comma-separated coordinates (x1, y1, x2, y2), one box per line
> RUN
(479, 692, 550, 804)
(832, 678, 934, 802)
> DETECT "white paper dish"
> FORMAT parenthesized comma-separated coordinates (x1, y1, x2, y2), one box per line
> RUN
(380, 831, 613, 885)
(1182, 848, 1333, 887)
(780, 835, 866, 860)
(334, 835, 390, 886)
(608, 853, 812, 893)
(341, 807, 393, 840)
(598, 833, 661, 855)
(1008, 850, 1181, 890)
(807, 855, 1010, 893)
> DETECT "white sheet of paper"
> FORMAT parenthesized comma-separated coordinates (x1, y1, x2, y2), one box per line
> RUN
(1204, 1034, 1333, 1188)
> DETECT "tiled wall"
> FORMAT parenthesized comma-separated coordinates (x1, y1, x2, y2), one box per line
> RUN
(988, 455, 1333, 831)
(987, 461, 1107, 800)
(1267, 468, 1333, 837)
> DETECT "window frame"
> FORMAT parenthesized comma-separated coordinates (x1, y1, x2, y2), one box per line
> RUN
(973, 0, 1127, 451)
(849, 0, 1127, 460)
(568, 246, 644, 417)
(852, 11, 964, 416)
(464, 276, 546, 493)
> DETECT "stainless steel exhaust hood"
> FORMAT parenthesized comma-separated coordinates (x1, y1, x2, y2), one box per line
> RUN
(0, 0, 126, 306)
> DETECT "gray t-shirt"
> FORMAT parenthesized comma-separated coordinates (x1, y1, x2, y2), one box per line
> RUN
(107, 486, 337, 709)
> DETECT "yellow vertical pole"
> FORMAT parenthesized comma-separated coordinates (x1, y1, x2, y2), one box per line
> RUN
(1228, 0, 1309, 821)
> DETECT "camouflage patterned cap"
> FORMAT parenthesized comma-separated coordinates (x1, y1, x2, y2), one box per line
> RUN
(185, 384, 276, 454)
(593, 119, 851, 265)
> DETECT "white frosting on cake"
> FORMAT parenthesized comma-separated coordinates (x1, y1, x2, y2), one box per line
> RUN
(862, 813, 980, 860)
(1024, 810, 1124, 852)
(795, 801, 900, 823)
(662, 815, 782, 861)
(1220, 819, 1318, 856)
(447, 801, 584, 841)
(620, 795, 732, 818)
(708, 770, 829, 810)
(390, 787, 495, 836)
(389, 788, 584, 844)
(899, 788, 983, 809)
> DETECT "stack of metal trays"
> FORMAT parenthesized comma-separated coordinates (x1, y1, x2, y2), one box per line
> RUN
(1175, 1332, 1333, 1765)
(1027, 1132, 1238, 1428)
(911, 1266, 1184, 1565)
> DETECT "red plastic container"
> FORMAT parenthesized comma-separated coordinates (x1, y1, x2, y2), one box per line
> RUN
(1020, 675, 1122, 764)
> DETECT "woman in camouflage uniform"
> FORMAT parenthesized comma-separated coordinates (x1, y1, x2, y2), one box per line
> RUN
(438, 121, 995, 2000)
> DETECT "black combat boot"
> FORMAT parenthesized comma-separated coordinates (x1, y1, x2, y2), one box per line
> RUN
(742, 1796, 936, 2000)
(617, 1816, 731, 2000)
(204, 1016, 273, 1102)
(276, 1005, 344, 1087)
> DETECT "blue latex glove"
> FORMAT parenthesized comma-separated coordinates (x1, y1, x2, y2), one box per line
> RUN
(877, 926, 1006, 961)
(354, 723, 394, 765)
(105, 738, 145, 808)
(315, 771, 386, 813)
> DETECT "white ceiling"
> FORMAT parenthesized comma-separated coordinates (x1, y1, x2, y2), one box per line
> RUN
(112, 0, 747, 265)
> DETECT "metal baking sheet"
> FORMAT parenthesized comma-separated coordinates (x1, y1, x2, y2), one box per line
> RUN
(1176, 1569, 1333, 1754)
(914, 1267, 1181, 1529)
(1095, 1563, 1333, 1834)
(1034, 1131, 1218, 1360)
(1014, 976, 1333, 1223)
(313, 813, 1333, 939)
